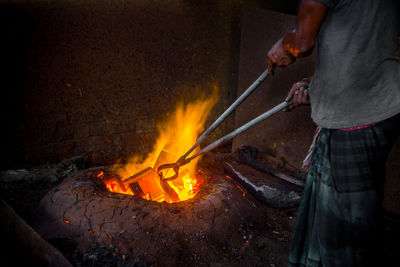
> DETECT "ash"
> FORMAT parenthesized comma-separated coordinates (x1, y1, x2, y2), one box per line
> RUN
(72, 243, 148, 267)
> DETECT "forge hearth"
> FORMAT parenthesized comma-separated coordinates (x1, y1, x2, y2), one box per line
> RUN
(32, 162, 295, 266)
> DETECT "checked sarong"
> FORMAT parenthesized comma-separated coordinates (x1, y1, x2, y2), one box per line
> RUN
(288, 113, 400, 267)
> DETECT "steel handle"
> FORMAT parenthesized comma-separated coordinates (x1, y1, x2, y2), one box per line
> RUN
(186, 100, 292, 162)
(177, 68, 270, 162)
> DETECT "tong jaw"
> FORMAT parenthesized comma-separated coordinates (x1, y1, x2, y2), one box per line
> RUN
(157, 156, 191, 182)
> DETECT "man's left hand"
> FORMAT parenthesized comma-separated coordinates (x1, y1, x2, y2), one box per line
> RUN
(285, 80, 311, 111)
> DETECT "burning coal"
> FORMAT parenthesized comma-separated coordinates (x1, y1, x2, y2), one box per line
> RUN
(98, 87, 219, 203)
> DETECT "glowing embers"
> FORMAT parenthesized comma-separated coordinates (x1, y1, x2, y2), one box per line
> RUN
(96, 144, 206, 203)
(97, 160, 204, 203)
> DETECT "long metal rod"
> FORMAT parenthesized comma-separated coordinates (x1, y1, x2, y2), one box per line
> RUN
(177, 69, 270, 161)
(185, 100, 291, 163)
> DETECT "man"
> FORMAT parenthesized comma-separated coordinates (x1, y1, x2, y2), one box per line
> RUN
(267, 0, 400, 266)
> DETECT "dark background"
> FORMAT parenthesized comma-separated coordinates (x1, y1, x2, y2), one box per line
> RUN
(0, 0, 297, 170)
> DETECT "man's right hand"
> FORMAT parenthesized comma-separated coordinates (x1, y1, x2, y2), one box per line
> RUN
(285, 80, 311, 111)
(267, 0, 328, 76)
(267, 38, 296, 75)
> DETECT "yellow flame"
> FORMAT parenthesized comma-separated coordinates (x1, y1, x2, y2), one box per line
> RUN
(111, 85, 219, 202)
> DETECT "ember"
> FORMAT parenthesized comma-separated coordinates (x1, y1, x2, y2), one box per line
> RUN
(99, 88, 218, 203)
(226, 175, 248, 198)
(96, 171, 104, 178)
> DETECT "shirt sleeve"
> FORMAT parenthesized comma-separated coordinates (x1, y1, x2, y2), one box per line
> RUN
(314, 0, 340, 8)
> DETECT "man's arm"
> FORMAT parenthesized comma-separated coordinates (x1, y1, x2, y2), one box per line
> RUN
(267, 0, 328, 74)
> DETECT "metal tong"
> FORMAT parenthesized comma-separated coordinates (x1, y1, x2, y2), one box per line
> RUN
(157, 68, 292, 181)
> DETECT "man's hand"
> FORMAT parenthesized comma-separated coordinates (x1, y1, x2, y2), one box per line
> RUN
(267, 0, 328, 75)
(267, 38, 295, 75)
(285, 80, 311, 111)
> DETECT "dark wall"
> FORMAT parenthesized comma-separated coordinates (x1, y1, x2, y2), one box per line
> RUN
(1, 0, 298, 169)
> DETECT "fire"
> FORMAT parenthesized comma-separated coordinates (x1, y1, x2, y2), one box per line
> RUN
(101, 87, 219, 203)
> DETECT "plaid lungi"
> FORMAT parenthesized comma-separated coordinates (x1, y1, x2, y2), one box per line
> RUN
(288, 113, 400, 267)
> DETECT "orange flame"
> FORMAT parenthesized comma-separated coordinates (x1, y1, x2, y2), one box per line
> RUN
(104, 86, 219, 203)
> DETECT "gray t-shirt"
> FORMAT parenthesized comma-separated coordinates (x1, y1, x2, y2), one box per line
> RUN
(310, 0, 400, 128)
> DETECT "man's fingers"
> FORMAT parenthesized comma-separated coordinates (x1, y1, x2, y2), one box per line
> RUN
(284, 89, 295, 112)
(295, 88, 304, 105)
(267, 58, 275, 76)
(284, 80, 311, 112)
(302, 89, 310, 104)
(285, 83, 298, 102)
